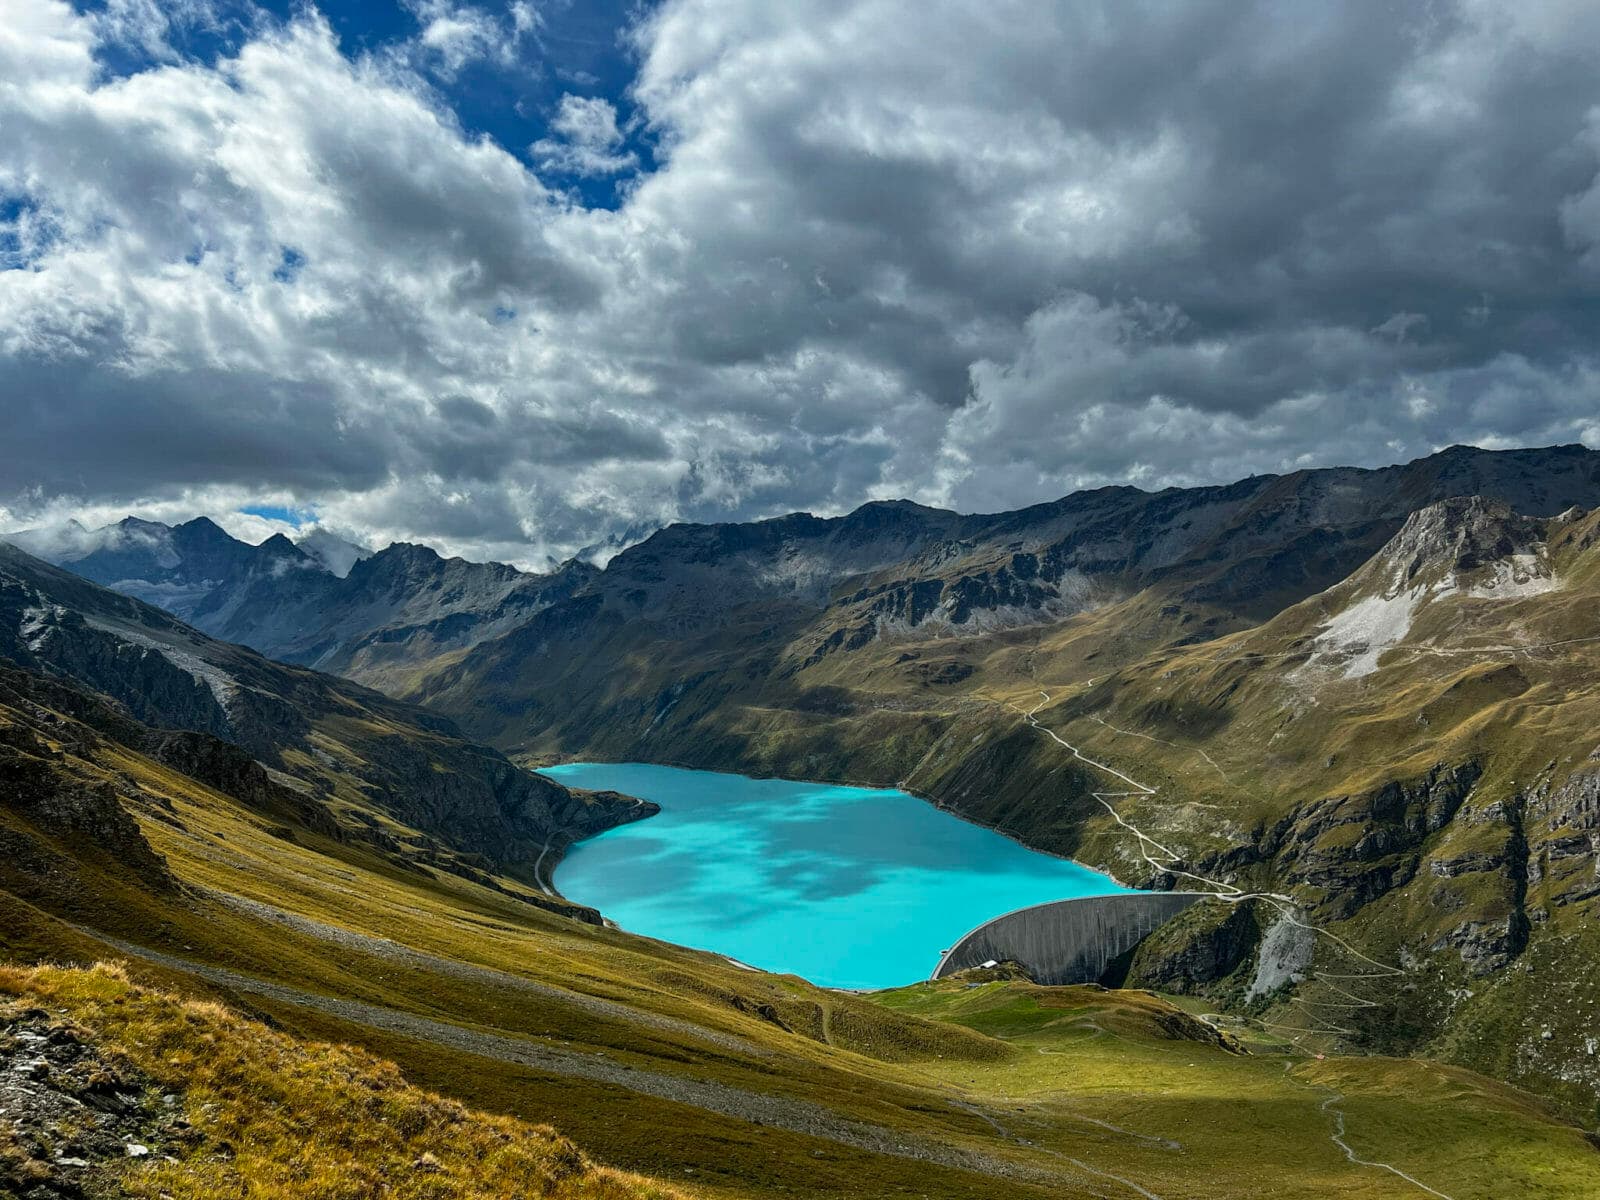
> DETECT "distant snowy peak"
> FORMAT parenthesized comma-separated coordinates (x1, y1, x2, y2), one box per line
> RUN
(295, 528, 372, 578)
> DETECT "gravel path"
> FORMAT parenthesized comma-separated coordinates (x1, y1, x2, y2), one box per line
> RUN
(206, 890, 767, 1057)
(88, 932, 1063, 1186)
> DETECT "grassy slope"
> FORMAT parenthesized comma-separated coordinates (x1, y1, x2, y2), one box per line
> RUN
(1, 962, 684, 1200)
(4, 681, 1598, 1197)
(898, 509, 1600, 1117)
(874, 978, 1599, 1199)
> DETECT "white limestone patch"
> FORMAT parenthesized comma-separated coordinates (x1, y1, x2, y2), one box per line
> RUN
(1306, 587, 1421, 679)
(17, 601, 72, 652)
(1460, 553, 1558, 599)
(1294, 542, 1562, 685)
(84, 619, 241, 715)
(1247, 913, 1315, 999)
(18, 605, 54, 651)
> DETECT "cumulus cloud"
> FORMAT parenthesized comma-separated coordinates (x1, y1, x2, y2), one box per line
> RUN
(4, 0, 1600, 566)
(403, 0, 528, 76)
(532, 94, 638, 176)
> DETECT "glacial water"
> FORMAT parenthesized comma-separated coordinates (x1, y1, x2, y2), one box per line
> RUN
(540, 762, 1136, 989)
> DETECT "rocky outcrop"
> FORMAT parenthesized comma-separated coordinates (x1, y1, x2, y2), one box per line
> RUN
(138, 730, 343, 841)
(0, 1003, 190, 1197)
(1272, 762, 1483, 919)
(0, 723, 173, 892)
(1378, 496, 1548, 587)
(1539, 769, 1600, 909)
(1123, 899, 1264, 992)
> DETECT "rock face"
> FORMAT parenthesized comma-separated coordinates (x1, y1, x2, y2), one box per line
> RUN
(0, 719, 174, 894)
(0, 1003, 189, 1198)
(5, 515, 263, 619)
(190, 541, 597, 693)
(1123, 900, 1264, 992)
(1380, 496, 1549, 586)
(1272, 762, 1486, 920)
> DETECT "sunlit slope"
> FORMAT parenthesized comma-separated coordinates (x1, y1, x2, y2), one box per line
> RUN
(908, 501, 1600, 1119)
(874, 977, 1599, 1200)
(5, 647, 1596, 1196)
(1, 962, 685, 1200)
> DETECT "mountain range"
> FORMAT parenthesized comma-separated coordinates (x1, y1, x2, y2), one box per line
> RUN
(7, 442, 1600, 1182)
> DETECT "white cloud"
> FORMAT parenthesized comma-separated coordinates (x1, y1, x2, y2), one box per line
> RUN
(531, 94, 638, 177)
(405, 0, 511, 75)
(4, 0, 1600, 566)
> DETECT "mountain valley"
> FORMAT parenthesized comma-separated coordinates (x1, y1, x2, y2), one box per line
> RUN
(6, 444, 1600, 1197)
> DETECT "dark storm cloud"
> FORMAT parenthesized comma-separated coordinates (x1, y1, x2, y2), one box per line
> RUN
(3, 0, 1600, 561)
(0, 357, 385, 498)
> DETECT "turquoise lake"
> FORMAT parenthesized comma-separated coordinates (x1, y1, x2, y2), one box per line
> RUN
(540, 762, 1135, 989)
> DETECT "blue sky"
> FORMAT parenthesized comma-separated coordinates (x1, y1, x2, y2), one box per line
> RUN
(240, 503, 313, 527)
(70, 0, 654, 209)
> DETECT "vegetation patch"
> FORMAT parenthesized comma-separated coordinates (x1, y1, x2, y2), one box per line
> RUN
(0, 963, 685, 1200)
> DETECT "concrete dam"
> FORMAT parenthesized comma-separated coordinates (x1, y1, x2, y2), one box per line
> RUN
(931, 891, 1207, 984)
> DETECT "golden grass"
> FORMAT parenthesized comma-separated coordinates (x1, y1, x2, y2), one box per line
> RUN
(0, 962, 687, 1200)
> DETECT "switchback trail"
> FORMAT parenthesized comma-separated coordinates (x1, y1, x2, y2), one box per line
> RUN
(1014, 690, 1458, 1200)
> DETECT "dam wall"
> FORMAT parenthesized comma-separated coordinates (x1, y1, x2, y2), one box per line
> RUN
(931, 891, 1207, 985)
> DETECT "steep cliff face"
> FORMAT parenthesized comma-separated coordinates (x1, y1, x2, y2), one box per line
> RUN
(0, 717, 175, 897)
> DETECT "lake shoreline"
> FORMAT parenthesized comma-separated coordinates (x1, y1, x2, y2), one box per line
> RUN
(533, 751, 1140, 891)
(536, 760, 1136, 990)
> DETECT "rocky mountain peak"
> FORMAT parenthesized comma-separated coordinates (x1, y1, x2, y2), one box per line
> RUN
(173, 515, 228, 538)
(256, 532, 306, 557)
(1381, 497, 1550, 591)
(368, 541, 443, 568)
(1291, 495, 1564, 681)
